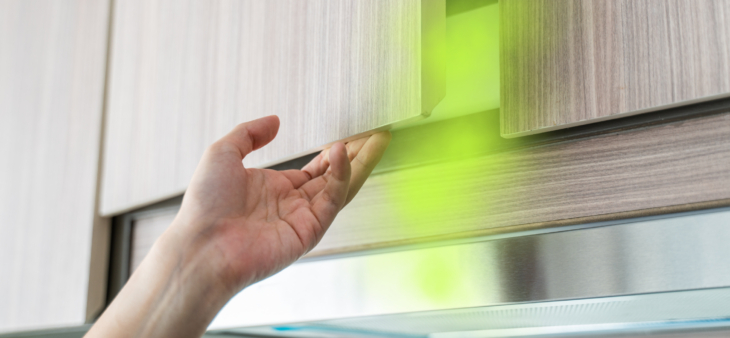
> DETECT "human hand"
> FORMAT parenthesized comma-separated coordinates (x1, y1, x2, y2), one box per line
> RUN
(87, 116, 391, 338)
(171, 115, 392, 293)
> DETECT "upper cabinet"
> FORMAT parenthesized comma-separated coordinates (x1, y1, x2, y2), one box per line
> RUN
(0, 0, 109, 333)
(500, 0, 730, 137)
(101, 0, 445, 215)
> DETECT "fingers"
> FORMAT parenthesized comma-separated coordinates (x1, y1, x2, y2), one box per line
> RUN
(298, 132, 391, 201)
(310, 143, 351, 228)
(296, 138, 361, 200)
(213, 115, 280, 159)
(301, 151, 330, 180)
(300, 134, 373, 179)
(345, 131, 391, 205)
(344, 137, 368, 161)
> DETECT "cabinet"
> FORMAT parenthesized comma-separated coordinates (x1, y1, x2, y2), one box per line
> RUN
(92, 1, 730, 335)
(0, 0, 110, 333)
(101, 0, 445, 215)
(500, 0, 730, 137)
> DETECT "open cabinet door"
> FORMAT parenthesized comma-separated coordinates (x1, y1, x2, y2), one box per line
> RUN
(500, 0, 730, 137)
(101, 0, 445, 216)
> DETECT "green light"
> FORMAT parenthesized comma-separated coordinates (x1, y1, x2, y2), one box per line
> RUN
(363, 2, 505, 306)
(425, 2, 501, 124)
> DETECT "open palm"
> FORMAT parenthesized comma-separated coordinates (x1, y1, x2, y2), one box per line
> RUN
(172, 116, 391, 292)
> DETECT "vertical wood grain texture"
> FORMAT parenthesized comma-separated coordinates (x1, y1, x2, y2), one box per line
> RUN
(500, 0, 730, 137)
(0, 0, 109, 333)
(101, 0, 445, 215)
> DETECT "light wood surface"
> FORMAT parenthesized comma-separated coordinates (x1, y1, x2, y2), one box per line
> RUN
(0, 0, 110, 333)
(500, 0, 730, 137)
(314, 110, 730, 255)
(101, 0, 445, 216)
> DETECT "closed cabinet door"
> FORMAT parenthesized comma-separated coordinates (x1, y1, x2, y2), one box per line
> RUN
(500, 0, 730, 137)
(101, 0, 446, 215)
(0, 0, 110, 333)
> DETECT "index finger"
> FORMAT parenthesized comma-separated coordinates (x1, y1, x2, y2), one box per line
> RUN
(345, 131, 392, 205)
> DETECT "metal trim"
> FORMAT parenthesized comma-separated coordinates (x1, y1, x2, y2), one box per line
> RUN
(210, 207, 730, 331)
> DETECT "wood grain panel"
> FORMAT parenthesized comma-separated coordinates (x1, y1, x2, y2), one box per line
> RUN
(0, 0, 109, 333)
(314, 111, 730, 256)
(125, 107, 730, 259)
(101, 0, 445, 215)
(500, 0, 730, 137)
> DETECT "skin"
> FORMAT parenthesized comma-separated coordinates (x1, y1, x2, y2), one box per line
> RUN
(86, 115, 392, 338)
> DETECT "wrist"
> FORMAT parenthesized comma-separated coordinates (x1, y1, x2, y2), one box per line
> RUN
(148, 233, 232, 331)
(164, 214, 265, 294)
(155, 218, 239, 304)
(88, 220, 235, 338)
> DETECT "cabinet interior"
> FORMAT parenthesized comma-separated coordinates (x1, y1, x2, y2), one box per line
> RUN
(411, 0, 501, 127)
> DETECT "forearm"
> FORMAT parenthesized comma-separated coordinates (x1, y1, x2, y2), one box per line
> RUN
(86, 224, 232, 338)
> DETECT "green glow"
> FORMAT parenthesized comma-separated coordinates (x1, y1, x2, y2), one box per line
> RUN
(364, 244, 492, 309)
(360, 2, 504, 307)
(391, 1, 502, 236)
(423, 3, 501, 125)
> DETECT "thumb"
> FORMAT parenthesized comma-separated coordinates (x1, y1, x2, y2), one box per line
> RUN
(216, 115, 280, 159)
